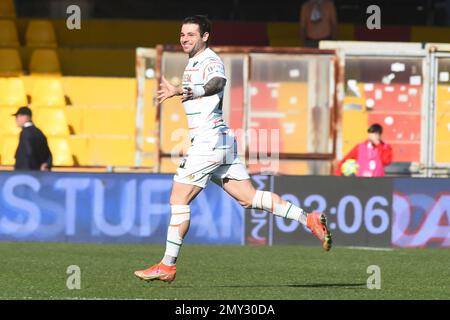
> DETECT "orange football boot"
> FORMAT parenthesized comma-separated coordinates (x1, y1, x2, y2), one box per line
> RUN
(307, 212, 332, 251)
(134, 262, 176, 283)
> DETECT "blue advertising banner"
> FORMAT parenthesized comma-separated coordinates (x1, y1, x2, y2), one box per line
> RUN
(393, 178, 450, 248)
(0, 172, 244, 244)
(2, 172, 449, 248)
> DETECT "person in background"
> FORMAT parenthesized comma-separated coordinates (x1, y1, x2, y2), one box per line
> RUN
(336, 123, 393, 177)
(13, 106, 52, 171)
(299, 0, 338, 48)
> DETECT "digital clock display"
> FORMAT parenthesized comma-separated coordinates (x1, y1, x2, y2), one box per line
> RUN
(246, 175, 393, 247)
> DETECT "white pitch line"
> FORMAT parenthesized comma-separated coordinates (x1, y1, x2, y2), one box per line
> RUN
(344, 246, 394, 252)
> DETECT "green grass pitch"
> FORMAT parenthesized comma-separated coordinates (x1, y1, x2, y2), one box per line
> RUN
(0, 242, 449, 300)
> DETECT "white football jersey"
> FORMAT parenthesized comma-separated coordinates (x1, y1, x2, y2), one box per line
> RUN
(181, 48, 228, 139)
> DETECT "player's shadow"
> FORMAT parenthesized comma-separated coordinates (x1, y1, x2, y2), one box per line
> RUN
(286, 283, 366, 289)
(215, 283, 366, 289)
(170, 283, 367, 289)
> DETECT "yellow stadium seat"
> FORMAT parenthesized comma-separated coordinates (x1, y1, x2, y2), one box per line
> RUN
(25, 20, 57, 48)
(0, 134, 19, 165)
(87, 136, 135, 167)
(64, 106, 84, 134)
(0, 19, 19, 47)
(0, 48, 22, 76)
(0, 0, 16, 18)
(30, 77, 66, 107)
(68, 135, 88, 166)
(33, 108, 70, 136)
(0, 107, 20, 135)
(83, 107, 135, 135)
(0, 77, 27, 107)
(62, 77, 136, 107)
(29, 49, 61, 74)
(47, 137, 74, 166)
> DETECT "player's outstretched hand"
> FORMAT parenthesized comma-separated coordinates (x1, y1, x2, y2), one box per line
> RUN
(157, 76, 180, 103)
(181, 87, 193, 102)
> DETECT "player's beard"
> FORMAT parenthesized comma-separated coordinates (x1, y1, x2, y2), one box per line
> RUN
(188, 41, 207, 58)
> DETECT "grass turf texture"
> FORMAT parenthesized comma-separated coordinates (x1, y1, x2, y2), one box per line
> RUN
(0, 242, 449, 300)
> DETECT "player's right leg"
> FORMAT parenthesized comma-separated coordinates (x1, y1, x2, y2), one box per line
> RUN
(134, 181, 203, 283)
(220, 177, 332, 251)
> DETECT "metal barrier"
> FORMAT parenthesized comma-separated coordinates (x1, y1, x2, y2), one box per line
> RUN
(135, 46, 339, 175)
(321, 41, 450, 177)
(136, 42, 450, 177)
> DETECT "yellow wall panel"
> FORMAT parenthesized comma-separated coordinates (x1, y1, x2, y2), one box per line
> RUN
(83, 107, 135, 135)
(267, 22, 301, 47)
(160, 99, 189, 155)
(341, 109, 368, 156)
(86, 136, 135, 167)
(411, 27, 450, 43)
(277, 82, 308, 153)
(337, 24, 355, 41)
(278, 160, 309, 175)
(435, 85, 450, 163)
(62, 77, 136, 107)
(51, 20, 180, 48)
(160, 156, 180, 174)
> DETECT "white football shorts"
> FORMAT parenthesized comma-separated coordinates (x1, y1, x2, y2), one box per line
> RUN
(173, 132, 250, 188)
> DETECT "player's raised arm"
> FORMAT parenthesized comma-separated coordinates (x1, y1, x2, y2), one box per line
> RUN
(157, 76, 183, 103)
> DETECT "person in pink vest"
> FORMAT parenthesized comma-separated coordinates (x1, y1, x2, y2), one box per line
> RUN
(336, 123, 393, 177)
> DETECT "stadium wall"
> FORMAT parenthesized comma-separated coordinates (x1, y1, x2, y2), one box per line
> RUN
(10, 19, 450, 77)
(0, 172, 449, 248)
(14, 19, 450, 49)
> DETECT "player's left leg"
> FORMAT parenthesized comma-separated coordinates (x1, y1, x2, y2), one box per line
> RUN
(220, 177, 332, 251)
(134, 181, 202, 283)
(134, 150, 222, 283)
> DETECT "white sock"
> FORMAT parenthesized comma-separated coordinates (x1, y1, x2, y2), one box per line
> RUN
(252, 190, 307, 226)
(274, 202, 307, 225)
(162, 205, 190, 265)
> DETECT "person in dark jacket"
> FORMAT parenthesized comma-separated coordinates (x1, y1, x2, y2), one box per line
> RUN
(12, 106, 52, 171)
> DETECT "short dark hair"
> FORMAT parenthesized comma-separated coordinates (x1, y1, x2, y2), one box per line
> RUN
(368, 123, 383, 134)
(182, 15, 211, 39)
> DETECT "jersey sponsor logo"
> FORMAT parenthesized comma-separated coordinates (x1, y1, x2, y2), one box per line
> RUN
(203, 61, 225, 80)
(183, 73, 192, 83)
(206, 63, 224, 74)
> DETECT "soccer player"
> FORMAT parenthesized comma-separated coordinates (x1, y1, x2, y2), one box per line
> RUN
(134, 15, 332, 283)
